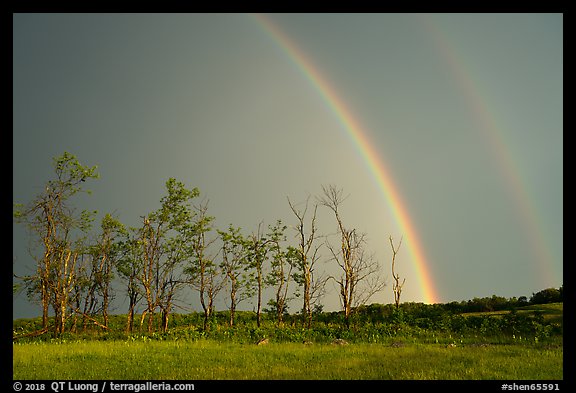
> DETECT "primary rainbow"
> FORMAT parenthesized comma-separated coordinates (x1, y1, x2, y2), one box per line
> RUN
(252, 14, 441, 304)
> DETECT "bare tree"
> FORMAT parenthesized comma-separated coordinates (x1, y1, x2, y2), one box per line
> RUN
(319, 185, 386, 324)
(389, 236, 405, 309)
(287, 195, 326, 328)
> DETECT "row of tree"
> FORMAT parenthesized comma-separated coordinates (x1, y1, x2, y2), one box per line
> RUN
(14, 152, 394, 336)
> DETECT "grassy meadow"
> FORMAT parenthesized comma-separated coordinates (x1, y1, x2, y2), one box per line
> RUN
(13, 339, 563, 380)
(13, 302, 563, 380)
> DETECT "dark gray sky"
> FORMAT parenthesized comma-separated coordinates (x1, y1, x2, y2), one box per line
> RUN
(13, 13, 563, 319)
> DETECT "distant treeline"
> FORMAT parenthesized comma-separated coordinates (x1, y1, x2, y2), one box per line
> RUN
(432, 286, 563, 313)
(321, 286, 563, 321)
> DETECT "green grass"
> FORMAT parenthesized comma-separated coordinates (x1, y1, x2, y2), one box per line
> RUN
(518, 303, 563, 322)
(12, 302, 563, 380)
(460, 303, 563, 327)
(13, 340, 562, 380)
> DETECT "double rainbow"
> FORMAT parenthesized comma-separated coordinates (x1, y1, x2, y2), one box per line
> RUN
(253, 14, 441, 304)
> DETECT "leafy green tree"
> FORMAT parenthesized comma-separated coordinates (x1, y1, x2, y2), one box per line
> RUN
(136, 178, 199, 333)
(245, 221, 278, 328)
(115, 230, 143, 333)
(264, 220, 295, 326)
(530, 287, 562, 305)
(68, 213, 125, 332)
(185, 200, 225, 331)
(99, 214, 128, 327)
(488, 295, 510, 311)
(218, 225, 253, 327)
(467, 297, 491, 312)
(14, 152, 99, 336)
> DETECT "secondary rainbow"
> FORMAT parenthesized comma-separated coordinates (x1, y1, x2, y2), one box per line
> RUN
(252, 14, 441, 304)
(419, 15, 561, 288)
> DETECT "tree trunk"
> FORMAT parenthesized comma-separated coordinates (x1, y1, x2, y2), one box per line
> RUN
(102, 277, 109, 328)
(147, 310, 154, 333)
(59, 300, 67, 335)
(161, 308, 169, 333)
(229, 290, 236, 327)
(41, 275, 49, 330)
(303, 265, 312, 328)
(203, 312, 209, 331)
(256, 270, 262, 328)
(126, 304, 134, 333)
(229, 303, 236, 327)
